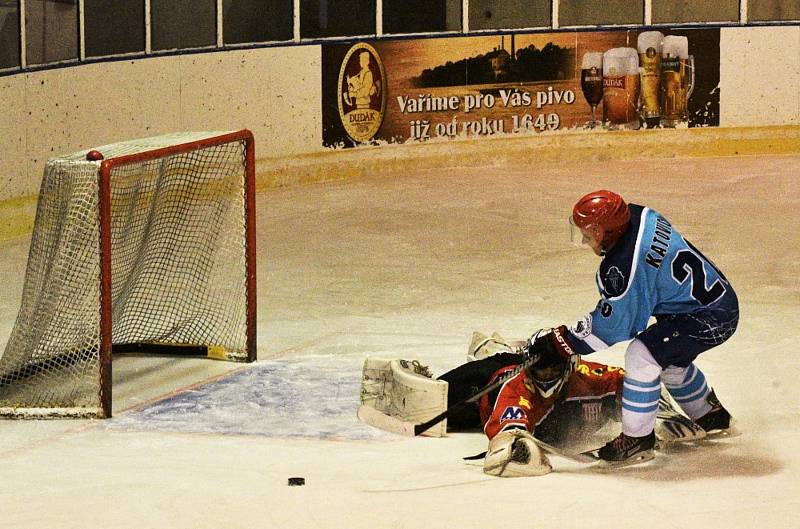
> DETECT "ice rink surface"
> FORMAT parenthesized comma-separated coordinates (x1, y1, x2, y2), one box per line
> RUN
(1, 150, 799, 529)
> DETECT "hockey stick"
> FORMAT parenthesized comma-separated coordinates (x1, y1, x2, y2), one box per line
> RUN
(533, 438, 600, 463)
(358, 352, 538, 437)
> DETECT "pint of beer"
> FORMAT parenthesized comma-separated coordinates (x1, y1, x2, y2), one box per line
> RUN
(581, 52, 604, 128)
(660, 36, 695, 128)
(602, 48, 640, 129)
(637, 31, 664, 128)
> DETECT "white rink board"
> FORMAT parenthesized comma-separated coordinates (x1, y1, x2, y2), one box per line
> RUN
(0, 45, 321, 201)
(720, 26, 800, 126)
(1, 151, 799, 529)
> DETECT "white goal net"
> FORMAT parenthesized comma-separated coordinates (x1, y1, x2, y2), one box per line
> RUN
(0, 130, 257, 418)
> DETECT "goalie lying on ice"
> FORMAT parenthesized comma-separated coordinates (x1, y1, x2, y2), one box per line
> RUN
(360, 330, 705, 477)
(450, 330, 625, 446)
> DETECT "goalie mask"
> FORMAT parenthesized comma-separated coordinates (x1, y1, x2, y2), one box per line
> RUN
(524, 347, 578, 399)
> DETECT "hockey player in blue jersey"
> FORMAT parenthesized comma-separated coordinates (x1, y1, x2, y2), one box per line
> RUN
(535, 190, 738, 465)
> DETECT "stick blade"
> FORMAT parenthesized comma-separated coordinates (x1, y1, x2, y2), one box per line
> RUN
(532, 438, 600, 464)
(357, 405, 416, 437)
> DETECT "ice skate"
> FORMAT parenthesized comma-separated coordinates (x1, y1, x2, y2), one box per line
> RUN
(655, 389, 706, 446)
(695, 390, 739, 438)
(594, 431, 656, 467)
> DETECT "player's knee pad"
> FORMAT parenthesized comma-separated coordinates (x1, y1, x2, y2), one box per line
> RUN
(624, 339, 663, 381)
(483, 429, 552, 478)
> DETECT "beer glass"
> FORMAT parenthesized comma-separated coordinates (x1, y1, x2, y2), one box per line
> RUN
(602, 48, 640, 130)
(637, 31, 664, 128)
(580, 52, 604, 129)
(660, 36, 695, 128)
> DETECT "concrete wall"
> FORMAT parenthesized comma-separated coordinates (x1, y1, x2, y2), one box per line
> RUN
(720, 26, 800, 127)
(0, 45, 321, 202)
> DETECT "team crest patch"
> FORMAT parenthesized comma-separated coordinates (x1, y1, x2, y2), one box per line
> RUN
(570, 314, 593, 339)
(604, 266, 626, 296)
(337, 42, 387, 143)
(500, 406, 526, 422)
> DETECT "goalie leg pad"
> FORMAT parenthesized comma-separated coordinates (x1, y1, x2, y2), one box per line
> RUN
(360, 357, 449, 437)
(467, 331, 520, 362)
(483, 430, 552, 477)
(360, 357, 395, 414)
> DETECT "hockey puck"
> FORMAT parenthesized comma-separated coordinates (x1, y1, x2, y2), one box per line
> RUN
(287, 477, 305, 486)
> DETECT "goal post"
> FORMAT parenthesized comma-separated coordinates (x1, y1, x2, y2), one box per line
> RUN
(0, 130, 257, 418)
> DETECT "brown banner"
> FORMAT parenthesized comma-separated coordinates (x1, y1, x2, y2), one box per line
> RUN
(322, 28, 719, 148)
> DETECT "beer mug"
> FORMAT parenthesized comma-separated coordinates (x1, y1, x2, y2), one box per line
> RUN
(580, 52, 604, 129)
(660, 36, 695, 128)
(602, 48, 640, 130)
(637, 31, 664, 128)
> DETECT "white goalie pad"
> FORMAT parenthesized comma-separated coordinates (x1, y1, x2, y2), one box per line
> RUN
(360, 357, 449, 437)
(467, 331, 525, 362)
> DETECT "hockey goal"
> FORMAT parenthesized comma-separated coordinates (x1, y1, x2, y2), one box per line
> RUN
(0, 130, 257, 418)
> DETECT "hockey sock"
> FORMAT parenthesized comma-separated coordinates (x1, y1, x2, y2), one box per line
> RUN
(662, 364, 712, 420)
(621, 340, 662, 437)
(622, 376, 661, 437)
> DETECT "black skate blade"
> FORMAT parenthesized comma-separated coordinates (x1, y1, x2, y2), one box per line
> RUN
(702, 418, 741, 440)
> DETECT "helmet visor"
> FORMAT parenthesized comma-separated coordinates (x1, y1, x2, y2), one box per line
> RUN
(531, 363, 565, 385)
(569, 215, 584, 247)
(530, 365, 567, 398)
(527, 353, 570, 398)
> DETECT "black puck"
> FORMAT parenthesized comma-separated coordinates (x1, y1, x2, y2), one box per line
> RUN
(287, 477, 305, 486)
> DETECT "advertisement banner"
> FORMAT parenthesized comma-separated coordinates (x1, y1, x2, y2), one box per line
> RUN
(322, 28, 720, 148)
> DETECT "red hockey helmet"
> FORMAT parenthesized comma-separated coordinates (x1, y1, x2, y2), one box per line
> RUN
(571, 190, 631, 250)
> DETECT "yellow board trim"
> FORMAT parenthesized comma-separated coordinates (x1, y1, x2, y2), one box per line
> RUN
(0, 195, 38, 243)
(254, 125, 800, 189)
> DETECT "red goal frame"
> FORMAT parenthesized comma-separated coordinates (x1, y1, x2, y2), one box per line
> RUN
(97, 129, 257, 417)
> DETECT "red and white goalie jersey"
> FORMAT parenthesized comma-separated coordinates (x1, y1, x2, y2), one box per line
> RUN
(479, 360, 625, 442)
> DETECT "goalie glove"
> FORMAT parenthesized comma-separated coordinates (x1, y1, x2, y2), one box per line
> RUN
(524, 325, 578, 364)
(483, 429, 552, 477)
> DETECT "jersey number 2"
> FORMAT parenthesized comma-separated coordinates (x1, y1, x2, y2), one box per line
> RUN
(671, 250, 726, 305)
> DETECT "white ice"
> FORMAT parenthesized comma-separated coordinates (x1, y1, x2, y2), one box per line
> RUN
(1, 150, 799, 529)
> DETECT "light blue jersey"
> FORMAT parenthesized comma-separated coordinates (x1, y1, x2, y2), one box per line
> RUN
(567, 204, 737, 355)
